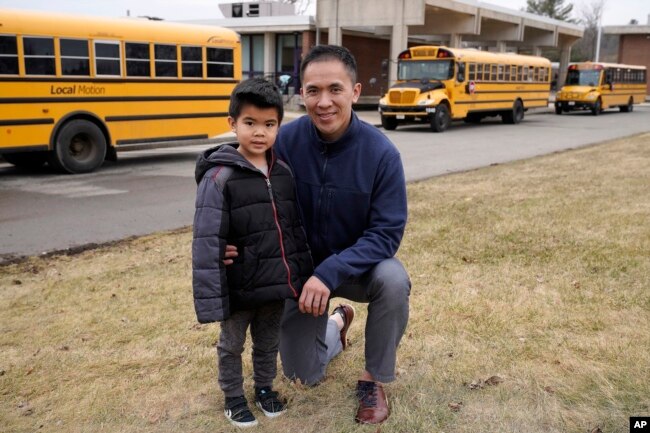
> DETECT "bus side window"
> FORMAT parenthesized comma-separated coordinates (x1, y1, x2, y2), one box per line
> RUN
(60, 39, 90, 76)
(0, 34, 19, 75)
(468, 63, 476, 81)
(154, 44, 177, 78)
(95, 41, 121, 76)
(125, 42, 151, 77)
(457, 62, 465, 83)
(207, 47, 234, 78)
(181, 45, 203, 78)
(24, 36, 55, 75)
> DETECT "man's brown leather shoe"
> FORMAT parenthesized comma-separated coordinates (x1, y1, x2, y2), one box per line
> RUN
(333, 304, 355, 350)
(354, 380, 389, 424)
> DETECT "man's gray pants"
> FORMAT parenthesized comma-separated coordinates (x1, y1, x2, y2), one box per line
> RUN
(279, 257, 410, 385)
(217, 301, 284, 397)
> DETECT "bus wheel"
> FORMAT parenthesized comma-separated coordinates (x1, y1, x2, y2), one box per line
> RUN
(381, 115, 398, 130)
(503, 100, 524, 124)
(2, 151, 49, 169)
(430, 104, 450, 133)
(591, 98, 602, 116)
(50, 119, 107, 174)
(620, 98, 633, 113)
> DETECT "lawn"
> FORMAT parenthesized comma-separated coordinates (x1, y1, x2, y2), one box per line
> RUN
(1, 133, 649, 433)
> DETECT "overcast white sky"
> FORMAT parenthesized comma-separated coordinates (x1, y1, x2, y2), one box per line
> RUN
(0, 0, 647, 26)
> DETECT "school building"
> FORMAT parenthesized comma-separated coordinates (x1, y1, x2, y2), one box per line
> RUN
(184, 0, 586, 104)
(604, 16, 650, 96)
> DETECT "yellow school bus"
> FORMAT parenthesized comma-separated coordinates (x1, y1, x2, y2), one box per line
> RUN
(378, 46, 551, 132)
(555, 62, 647, 115)
(0, 8, 241, 173)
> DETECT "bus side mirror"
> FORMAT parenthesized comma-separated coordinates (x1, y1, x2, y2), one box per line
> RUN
(457, 63, 465, 83)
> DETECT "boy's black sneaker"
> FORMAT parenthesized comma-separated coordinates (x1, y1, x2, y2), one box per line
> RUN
(224, 396, 258, 428)
(255, 386, 287, 418)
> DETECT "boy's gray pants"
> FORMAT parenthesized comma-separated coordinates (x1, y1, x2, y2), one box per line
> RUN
(279, 257, 411, 385)
(217, 301, 284, 397)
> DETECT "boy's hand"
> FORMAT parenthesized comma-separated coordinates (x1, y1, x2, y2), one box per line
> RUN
(223, 244, 238, 266)
(299, 276, 330, 317)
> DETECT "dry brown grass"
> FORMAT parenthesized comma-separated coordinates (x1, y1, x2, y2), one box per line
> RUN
(1, 134, 649, 433)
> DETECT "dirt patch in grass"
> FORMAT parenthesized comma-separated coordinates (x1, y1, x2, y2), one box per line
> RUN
(1, 134, 649, 433)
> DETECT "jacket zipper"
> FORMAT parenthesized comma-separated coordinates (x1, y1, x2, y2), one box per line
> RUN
(315, 145, 329, 254)
(265, 170, 299, 298)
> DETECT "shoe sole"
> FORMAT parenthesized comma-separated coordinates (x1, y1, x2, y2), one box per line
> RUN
(255, 401, 286, 418)
(224, 410, 258, 427)
(338, 304, 355, 350)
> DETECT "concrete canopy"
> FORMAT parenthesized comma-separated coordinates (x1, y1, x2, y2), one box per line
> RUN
(317, 0, 583, 85)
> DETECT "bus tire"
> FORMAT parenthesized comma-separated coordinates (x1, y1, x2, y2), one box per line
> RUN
(591, 98, 601, 116)
(381, 115, 398, 130)
(50, 119, 107, 174)
(2, 151, 48, 169)
(620, 98, 633, 113)
(430, 104, 450, 133)
(503, 99, 524, 124)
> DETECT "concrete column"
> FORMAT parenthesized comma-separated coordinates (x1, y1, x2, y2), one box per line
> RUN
(264, 32, 275, 78)
(496, 41, 507, 52)
(328, 0, 342, 45)
(558, 44, 572, 88)
(389, 0, 409, 86)
(449, 33, 462, 48)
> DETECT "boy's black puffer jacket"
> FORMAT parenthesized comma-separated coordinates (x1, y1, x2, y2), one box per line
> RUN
(192, 143, 313, 323)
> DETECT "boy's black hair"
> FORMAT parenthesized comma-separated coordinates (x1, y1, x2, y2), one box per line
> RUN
(300, 45, 357, 84)
(228, 78, 284, 122)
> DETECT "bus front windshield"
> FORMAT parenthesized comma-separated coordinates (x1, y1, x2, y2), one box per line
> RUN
(566, 69, 602, 86)
(398, 60, 454, 81)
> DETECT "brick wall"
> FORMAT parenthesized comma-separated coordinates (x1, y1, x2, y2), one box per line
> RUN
(619, 34, 650, 95)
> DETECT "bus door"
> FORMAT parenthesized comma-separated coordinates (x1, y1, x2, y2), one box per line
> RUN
(451, 61, 471, 118)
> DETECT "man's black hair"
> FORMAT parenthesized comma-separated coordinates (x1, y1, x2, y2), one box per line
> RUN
(228, 78, 284, 122)
(300, 45, 357, 84)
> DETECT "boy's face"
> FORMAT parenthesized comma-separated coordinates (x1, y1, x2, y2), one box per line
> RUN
(300, 58, 361, 142)
(228, 103, 280, 165)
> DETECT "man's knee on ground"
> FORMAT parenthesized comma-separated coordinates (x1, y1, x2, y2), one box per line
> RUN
(368, 258, 411, 302)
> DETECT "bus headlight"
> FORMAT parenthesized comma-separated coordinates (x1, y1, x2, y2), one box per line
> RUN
(586, 93, 597, 100)
(417, 99, 435, 105)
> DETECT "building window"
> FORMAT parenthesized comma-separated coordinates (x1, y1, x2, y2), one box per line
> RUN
(275, 32, 302, 90)
(24, 36, 55, 75)
(60, 39, 90, 76)
(126, 42, 151, 77)
(241, 34, 264, 78)
(0, 35, 18, 75)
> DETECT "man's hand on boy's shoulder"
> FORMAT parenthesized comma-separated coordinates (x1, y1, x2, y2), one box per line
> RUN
(223, 244, 238, 265)
(299, 276, 331, 317)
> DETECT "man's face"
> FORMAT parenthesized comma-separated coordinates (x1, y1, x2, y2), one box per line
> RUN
(300, 59, 361, 142)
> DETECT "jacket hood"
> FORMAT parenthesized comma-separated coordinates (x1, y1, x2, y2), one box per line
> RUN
(194, 142, 274, 183)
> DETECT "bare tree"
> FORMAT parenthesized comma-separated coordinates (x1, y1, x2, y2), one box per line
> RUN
(525, 0, 577, 22)
(571, 0, 606, 61)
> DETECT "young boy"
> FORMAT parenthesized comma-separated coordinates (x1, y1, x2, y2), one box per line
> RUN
(192, 78, 312, 427)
